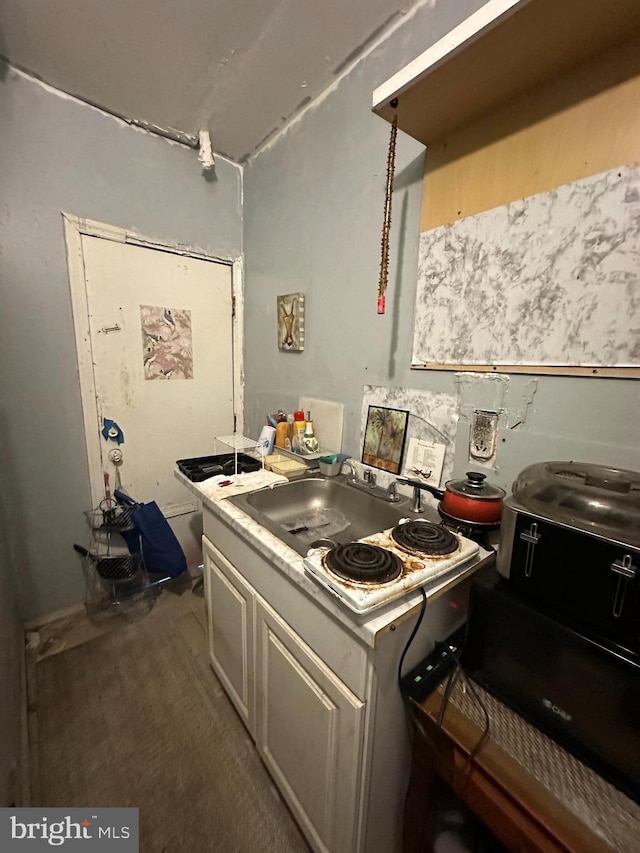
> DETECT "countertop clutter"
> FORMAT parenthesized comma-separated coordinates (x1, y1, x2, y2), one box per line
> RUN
(263, 400, 344, 461)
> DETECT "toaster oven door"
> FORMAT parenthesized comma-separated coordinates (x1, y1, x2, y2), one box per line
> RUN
(462, 568, 640, 804)
(499, 509, 639, 656)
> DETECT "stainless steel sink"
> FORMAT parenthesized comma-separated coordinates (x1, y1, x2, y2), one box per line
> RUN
(228, 476, 412, 556)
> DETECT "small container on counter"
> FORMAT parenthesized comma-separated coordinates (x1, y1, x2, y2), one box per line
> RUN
(302, 411, 319, 454)
(318, 455, 342, 477)
(275, 421, 289, 449)
(257, 425, 276, 456)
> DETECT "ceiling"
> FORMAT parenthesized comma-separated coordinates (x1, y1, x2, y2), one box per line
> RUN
(0, 0, 421, 162)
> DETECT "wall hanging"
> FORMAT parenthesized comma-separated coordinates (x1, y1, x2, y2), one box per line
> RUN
(277, 293, 305, 352)
(377, 108, 398, 315)
(362, 405, 409, 475)
(140, 304, 193, 379)
(413, 165, 640, 374)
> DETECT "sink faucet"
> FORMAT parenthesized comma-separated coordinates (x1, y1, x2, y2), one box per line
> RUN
(342, 460, 359, 483)
(364, 470, 377, 488)
(395, 477, 432, 513)
(344, 463, 400, 503)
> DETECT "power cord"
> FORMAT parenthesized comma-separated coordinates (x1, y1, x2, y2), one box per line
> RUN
(438, 646, 491, 775)
(397, 587, 427, 696)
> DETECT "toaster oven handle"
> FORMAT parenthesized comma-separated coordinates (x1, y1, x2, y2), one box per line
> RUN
(519, 522, 541, 578)
(610, 554, 637, 619)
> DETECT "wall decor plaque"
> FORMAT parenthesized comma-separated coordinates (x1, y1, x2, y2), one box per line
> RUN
(277, 293, 305, 352)
(362, 405, 409, 475)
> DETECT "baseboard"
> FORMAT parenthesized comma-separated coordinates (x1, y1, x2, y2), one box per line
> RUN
(24, 602, 85, 631)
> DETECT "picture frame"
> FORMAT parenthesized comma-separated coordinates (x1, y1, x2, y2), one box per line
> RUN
(277, 292, 305, 352)
(362, 405, 410, 475)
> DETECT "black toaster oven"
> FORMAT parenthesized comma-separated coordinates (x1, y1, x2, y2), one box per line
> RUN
(462, 566, 640, 804)
(496, 461, 640, 656)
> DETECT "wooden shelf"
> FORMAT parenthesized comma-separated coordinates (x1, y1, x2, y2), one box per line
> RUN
(404, 675, 640, 852)
(372, 0, 640, 146)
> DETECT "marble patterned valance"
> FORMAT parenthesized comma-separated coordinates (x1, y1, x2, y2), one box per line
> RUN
(413, 164, 640, 368)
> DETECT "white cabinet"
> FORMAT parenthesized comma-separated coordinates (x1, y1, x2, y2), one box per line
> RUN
(203, 534, 366, 852)
(203, 536, 255, 732)
(255, 599, 365, 853)
(200, 514, 473, 853)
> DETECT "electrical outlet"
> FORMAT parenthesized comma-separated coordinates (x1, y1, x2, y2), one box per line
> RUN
(469, 410, 498, 461)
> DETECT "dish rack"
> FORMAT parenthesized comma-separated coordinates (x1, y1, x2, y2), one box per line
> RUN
(79, 498, 156, 623)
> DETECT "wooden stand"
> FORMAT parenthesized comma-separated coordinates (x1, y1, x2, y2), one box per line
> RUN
(403, 682, 637, 852)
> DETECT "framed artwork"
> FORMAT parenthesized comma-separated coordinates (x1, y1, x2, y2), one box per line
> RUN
(362, 405, 410, 475)
(277, 292, 305, 352)
(140, 304, 193, 380)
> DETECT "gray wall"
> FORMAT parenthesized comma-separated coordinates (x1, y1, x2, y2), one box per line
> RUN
(243, 0, 639, 491)
(0, 64, 243, 621)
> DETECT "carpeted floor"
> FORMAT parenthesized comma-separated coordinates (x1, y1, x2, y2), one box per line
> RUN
(30, 591, 310, 853)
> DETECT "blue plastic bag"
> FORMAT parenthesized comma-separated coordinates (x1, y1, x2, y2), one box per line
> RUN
(114, 489, 187, 578)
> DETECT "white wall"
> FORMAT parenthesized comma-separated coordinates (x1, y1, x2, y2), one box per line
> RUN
(243, 0, 639, 489)
(0, 64, 243, 621)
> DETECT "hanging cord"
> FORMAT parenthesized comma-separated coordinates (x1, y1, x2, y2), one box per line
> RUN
(398, 588, 428, 744)
(397, 586, 427, 695)
(378, 104, 398, 315)
(437, 649, 491, 790)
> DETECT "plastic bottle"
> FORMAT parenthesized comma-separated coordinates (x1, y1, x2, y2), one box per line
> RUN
(257, 425, 276, 457)
(291, 410, 306, 454)
(292, 421, 306, 453)
(285, 414, 295, 450)
(302, 411, 319, 454)
(275, 421, 289, 449)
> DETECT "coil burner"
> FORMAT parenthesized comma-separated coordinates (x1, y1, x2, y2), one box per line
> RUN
(324, 543, 403, 584)
(391, 520, 459, 557)
(304, 524, 480, 614)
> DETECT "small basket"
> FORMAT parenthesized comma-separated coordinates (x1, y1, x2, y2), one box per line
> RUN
(90, 552, 143, 582)
(75, 542, 144, 583)
(85, 499, 134, 533)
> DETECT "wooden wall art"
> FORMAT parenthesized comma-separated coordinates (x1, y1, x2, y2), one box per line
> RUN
(277, 293, 305, 352)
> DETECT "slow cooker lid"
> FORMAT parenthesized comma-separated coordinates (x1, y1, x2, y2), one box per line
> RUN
(512, 461, 640, 545)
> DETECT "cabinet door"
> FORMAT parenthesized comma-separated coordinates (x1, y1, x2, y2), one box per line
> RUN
(202, 536, 255, 733)
(255, 599, 366, 853)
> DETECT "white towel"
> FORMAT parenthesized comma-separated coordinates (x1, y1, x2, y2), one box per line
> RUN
(199, 469, 288, 501)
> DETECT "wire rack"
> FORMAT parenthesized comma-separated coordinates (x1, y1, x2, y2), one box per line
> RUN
(84, 499, 135, 533)
(215, 434, 260, 451)
(80, 494, 156, 623)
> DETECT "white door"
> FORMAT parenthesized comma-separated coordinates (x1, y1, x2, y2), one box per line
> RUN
(67, 221, 235, 565)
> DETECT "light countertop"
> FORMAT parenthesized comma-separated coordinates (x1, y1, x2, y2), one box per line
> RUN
(175, 468, 495, 647)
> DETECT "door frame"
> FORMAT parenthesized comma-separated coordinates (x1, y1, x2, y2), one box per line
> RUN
(63, 213, 245, 511)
